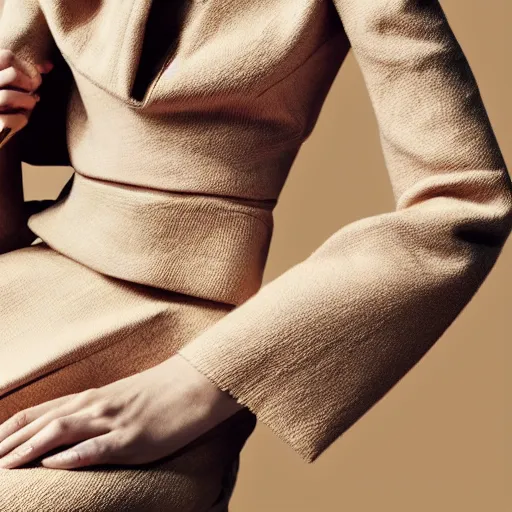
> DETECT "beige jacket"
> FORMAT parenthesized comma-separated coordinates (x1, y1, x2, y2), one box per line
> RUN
(0, 0, 511, 464)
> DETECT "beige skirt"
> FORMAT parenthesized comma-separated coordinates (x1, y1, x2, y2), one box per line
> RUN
(0, 241, 257, 511)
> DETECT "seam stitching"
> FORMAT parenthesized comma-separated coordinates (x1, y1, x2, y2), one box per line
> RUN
(255, 32, 341, 99)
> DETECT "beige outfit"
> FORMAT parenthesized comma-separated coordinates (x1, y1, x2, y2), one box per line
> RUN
(0, 0, 511, 510)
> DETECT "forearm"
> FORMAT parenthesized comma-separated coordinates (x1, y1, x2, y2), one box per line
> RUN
(0, 135, 36, 253)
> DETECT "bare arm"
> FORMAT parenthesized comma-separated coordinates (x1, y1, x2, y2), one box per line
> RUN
(0, 134, 38, 253)
(0, 0, 31, 252)
(0, 0, 54, 254)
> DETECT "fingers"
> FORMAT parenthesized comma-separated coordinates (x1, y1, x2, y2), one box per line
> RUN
(0, 88, 38, 113)
(0, 394, 73, 444)
(0, 66, 37, 92)
(0, 414, 61, 459)
(0, 49, 41, 91)
(0, 87, 38, 143)
(0, 391, 102, 462)
(0, 49, 52, 148)
(0, 414, 111, 469)
(41, 432, 118, 469)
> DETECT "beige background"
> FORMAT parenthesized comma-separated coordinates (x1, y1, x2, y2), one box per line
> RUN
(20, 1, 510, 511)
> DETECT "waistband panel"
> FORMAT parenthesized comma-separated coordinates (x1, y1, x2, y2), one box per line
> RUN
(27, 172, 274, 305)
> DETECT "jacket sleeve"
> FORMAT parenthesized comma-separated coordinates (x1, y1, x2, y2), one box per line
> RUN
(0, 0, 55, 68)
(177, 0, 512, 464)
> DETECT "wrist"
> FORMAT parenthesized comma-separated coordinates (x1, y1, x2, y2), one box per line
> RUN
(163, 354, 246, 425)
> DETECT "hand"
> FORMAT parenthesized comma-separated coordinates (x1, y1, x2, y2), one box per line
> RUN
(0, 49, 53, 147)
(0, 354, 246, 470)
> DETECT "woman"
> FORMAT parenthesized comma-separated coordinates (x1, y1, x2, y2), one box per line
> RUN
(0, 0, 511, 511)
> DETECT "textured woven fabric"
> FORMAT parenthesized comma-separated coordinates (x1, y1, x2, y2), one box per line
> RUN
(0, 0, 511, 477)
(0, 242, 256, 511)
